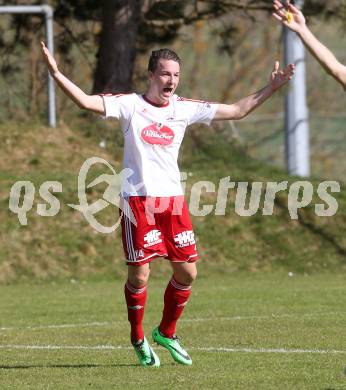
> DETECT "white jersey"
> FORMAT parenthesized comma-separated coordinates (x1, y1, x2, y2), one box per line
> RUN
(102, 93, 218, 197)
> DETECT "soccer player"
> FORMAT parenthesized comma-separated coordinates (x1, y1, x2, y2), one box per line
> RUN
(273, 0, 346, 90)
(41, 42, 294, 367)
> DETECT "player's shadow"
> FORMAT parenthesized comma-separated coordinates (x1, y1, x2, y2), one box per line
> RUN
(0, 362, 176, 369)
(0, 363, 137, 369)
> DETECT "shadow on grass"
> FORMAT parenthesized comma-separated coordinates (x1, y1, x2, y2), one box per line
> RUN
(0, 363, 138, 369)
(0, 362, 175, 369)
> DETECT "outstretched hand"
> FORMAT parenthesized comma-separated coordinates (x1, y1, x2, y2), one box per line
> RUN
(270, 61, 295, 91)
(272, 0, 306, 33)
(41, 41, 59, 75)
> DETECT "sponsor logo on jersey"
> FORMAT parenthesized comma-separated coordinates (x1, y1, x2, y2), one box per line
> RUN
(144, 229, 162, 247)
(174, 230, 195, 248)
(141, 123, 175, 146)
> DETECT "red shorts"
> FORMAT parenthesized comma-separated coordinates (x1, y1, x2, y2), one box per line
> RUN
(121, 196, 198, 266)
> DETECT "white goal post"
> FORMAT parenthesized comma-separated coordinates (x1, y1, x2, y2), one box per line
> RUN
(0, 5, 56, 127)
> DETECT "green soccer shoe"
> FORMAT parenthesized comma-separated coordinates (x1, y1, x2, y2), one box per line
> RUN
(152, 327, 192, 365)
(132, 337, 160, 367)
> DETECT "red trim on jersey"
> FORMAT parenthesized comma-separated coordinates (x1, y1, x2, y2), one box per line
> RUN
(142, 95, 170, 108)
(99, 93, 132, 98)
(177, 97, 218, 104)
(177, 97, 205, 103)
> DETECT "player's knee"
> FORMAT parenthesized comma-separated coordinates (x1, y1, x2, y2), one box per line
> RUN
(175, 268, 197, 286)
(186, 268, 197, 284)
(128, 267, 150, 287)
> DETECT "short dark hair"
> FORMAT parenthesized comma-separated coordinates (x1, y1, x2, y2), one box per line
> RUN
(148, 49, 181, 72)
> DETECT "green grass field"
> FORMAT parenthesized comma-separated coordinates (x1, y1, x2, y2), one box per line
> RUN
(1, 271, 345, 389)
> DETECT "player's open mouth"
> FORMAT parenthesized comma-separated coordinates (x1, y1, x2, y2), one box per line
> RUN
(163, 87, 173, 93)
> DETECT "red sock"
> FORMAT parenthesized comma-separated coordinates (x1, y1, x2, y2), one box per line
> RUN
(124, 280, 147, 344)
(159, 277, 191, 338)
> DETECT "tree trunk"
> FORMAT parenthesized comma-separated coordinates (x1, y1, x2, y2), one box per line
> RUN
(92, 0, 142, 94)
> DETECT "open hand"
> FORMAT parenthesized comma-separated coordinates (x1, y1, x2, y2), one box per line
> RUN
(41, 41, 59, 75)
(270, 61, 295, 91)
(272, 0, 306, 33)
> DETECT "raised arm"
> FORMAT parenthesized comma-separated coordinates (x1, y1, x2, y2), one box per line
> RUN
(213, 61, 294, 121)
(41, 42, 105, 114)
(272, 0, 346, 90)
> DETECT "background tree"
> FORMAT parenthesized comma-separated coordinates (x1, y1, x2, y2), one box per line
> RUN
(92, 0, 142, 93)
